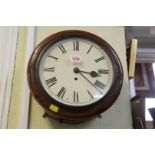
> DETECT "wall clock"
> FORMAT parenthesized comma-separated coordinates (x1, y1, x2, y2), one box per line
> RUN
(28, 30, 123, 123)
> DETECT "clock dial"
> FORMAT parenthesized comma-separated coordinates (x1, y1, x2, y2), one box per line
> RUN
(38, 38, 114, 107)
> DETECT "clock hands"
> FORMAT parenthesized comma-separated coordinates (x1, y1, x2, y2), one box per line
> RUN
(73, 67, 103, 94)
(74, 67, 100, 77)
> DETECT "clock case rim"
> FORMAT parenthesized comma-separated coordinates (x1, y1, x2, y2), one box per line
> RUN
(28, 30, 123, 121)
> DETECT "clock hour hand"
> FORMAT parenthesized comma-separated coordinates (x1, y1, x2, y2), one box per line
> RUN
(74, 67, 100, 77)
(73, 67, 102, 94)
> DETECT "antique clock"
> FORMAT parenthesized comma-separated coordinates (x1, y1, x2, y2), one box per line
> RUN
(28, 30, 123, 123)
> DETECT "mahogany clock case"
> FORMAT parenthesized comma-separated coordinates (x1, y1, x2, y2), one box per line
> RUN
(27, 30, 123, 122)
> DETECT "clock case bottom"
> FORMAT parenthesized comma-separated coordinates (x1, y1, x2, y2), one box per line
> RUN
(42, 111, 102, 124)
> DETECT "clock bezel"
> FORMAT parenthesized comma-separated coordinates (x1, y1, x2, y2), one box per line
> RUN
(28, 30, 123, 121)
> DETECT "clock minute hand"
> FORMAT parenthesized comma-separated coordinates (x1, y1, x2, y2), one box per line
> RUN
(74, 67, 102, 94)
(79, 72, 103, 94)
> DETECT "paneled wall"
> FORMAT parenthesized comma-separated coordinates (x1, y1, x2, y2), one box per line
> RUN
(8, 26, 132, 129)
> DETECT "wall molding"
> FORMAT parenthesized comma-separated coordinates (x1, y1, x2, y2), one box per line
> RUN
(0, 27, 19, 128)
(137, 48, 155, 63)
(19, 27, 36, 128)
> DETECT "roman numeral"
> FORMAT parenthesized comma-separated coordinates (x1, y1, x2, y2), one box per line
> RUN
(48, 55, 59, 60)
(73, 91, 79, 103)
(44, 67, 55, 72)
(57, 87, 66, 99)
(45, 77, 57, 87)
(95, 56, 105, 63)
(98, 69, 109, 74)
(87, 90, 94, 99)
(94, 80, 105, 90)
(58, 44, 67, 54)
(87, 45, 93, 54)
(73, 41, 79, 51)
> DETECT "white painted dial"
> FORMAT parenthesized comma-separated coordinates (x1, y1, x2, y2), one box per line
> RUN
(38, 37, 114, 107)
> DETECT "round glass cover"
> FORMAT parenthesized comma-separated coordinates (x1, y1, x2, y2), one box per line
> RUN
(38, 37, 114, 107)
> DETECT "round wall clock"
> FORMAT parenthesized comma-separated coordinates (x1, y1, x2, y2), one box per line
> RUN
(28, 30, 123, 123)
